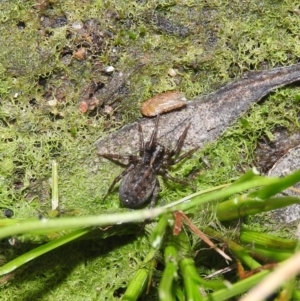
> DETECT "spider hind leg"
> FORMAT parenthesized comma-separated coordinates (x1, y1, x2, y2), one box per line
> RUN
(103, 164, 135, 199)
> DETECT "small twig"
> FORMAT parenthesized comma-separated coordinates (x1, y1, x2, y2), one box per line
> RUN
(289, 186, 300, 194)
(174, 211, 232, 262)
(205, 264, 236, 279)
(236, 260, 277, 279)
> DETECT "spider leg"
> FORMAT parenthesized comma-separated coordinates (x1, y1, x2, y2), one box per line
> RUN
(169, 123, 191, 157)
(170, 146, 199, 165)
(159, 169, 189, 186)
(147, 115, 160, 149)
(159, 169, 196, 192)
(98, 153, 139, 167)
(148, 179, 160, 208)
(103, 164, 135, 199)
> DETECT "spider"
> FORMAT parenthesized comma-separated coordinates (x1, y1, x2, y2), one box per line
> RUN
(98, 116, 198, 208)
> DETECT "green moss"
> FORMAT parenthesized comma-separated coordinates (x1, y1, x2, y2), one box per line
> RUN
(0, 0, 300, 299)
(198, 87, 300, 186)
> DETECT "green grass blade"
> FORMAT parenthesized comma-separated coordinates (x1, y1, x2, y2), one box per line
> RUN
(229, 168, 261, 186)
(216, 196, 300, 221)
(240, 228, 297, 250)
(244, 246, 293, 262)
(0, 208, 165, 240)
(150, 215, 169, 249)
(249, 168, 300, 199)
(159, 245, 179, 301)
(202, 270, 270, 301)
(0, 228, 90, 276)
(179, 258, 226, 291)
(122, 249, 156, 301)
(173, 176, 280, 212)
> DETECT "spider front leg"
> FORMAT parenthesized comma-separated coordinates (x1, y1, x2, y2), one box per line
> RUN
(159, 169, 190, 186)
(171, 147, 199, 165)
(159, 169, 196, 192)
(167, 122, 199, 165)
(169, 123, 191, 157)
(98, 153, 139, 167)
(147, 115, 160, 149)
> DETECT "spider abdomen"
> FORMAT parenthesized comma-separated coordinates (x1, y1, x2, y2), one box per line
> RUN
(119, 164, 157, 208)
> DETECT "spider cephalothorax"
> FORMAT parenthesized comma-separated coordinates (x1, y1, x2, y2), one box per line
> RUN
(98, 116, 197, 208)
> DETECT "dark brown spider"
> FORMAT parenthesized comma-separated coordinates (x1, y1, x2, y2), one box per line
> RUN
(98, 116, 198, 208)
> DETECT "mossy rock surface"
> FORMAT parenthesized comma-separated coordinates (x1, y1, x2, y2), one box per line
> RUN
(1, 0, 300, 300)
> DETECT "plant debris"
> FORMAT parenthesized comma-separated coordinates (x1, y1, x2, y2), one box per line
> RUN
(141, 91, 187, 117)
